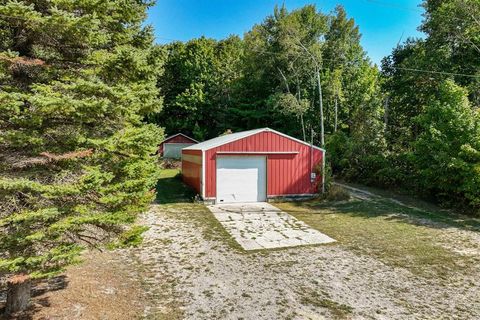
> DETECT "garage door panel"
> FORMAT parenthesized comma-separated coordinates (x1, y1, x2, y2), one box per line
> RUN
(216, 156, 266, 203)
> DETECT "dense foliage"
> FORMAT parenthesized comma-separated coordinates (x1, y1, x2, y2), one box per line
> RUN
(378, 0, 480, 211)
(150, 36, 243, 140)
(156, 5, 383, 143)
(0, 0, 163, 281)
(151, 1, 479, 214)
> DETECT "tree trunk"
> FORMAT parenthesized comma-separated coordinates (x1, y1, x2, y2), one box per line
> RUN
(384, 96, 389, 128)
(316, 66, 325, 147)
(5, 274, 31, 315)
(296, 80, 306, 142)
(300, 113, 306, 141)
(334, 95, 338, 132)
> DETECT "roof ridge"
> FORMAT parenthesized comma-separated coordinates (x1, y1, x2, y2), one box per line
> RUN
(161, 133, 199, 144)
(183, 127, 324, 152)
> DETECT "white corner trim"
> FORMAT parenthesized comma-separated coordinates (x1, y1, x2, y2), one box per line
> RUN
(202, 150, 206, 199)
(266, 128, 326, 152)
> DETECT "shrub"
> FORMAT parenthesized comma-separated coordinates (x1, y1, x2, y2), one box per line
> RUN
(109, 226, 150, 249)
(315, 160, 333, 193)
(324, 185, 350, 201)
(162, 159, 181, 169)
(326, 131, 351, 174)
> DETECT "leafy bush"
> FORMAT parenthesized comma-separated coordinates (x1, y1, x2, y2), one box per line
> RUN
(109, 226, 150, 249)
(325, 131, 351, 174)
(326, 131, 391, 187)
(412, 80, 480, 213)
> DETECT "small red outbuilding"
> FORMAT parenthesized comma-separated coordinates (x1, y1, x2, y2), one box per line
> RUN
(182, 128, 325, 203)
(159, 133, 198, 159)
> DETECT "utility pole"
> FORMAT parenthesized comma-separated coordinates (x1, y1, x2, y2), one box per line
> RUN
(315, 65, 325, 147)
(297, 40, 325, 148)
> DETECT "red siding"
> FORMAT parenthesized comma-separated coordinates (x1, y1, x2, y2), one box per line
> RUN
(204, 131, 323, 198)
(181, 149, 202, 194)
(159, 134, 197, 155)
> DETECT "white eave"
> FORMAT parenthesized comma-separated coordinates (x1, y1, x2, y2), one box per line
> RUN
(216, 151, 299, 155)
(160, 133, 199, 144)
(183, 128, 325, 152)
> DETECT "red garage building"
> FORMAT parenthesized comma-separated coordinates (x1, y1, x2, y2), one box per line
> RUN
(159, 133, 198, 159)
(182, 128, 325, 203)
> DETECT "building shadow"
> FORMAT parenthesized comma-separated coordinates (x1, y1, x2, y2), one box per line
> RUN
(155, 172, 196, 204)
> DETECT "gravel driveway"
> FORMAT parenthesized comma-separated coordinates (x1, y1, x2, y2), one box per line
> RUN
(131, 202, 480, 320)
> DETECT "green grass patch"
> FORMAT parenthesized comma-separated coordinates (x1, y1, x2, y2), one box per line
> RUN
(154, 169, 243, 252)
(155, 169, 197, 204)
(277, 196, 477, 278)
(299, 288, 353, 319)
(338, 181, 480, 230)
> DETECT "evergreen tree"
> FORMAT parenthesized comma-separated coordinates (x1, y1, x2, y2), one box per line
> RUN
(0, 0, 163, 312)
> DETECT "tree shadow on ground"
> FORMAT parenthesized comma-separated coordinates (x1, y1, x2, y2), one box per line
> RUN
(155, 171, 196, 204)
(287, 196, 480, 233)
(0, 276, 68, 320)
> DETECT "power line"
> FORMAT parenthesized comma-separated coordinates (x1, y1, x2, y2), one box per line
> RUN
(2, 11, 479, 79)
(363, 0, 423, 13)
(390, 66, 480, 79)
(158, 37, 480, 79)
(251, 47, 480, 78)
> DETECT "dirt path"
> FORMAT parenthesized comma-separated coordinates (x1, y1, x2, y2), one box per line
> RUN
(132, 203, 480, 320)
(4, 250, 147, 320)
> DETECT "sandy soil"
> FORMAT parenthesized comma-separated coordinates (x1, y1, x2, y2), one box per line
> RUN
(2, 250, 147, 320)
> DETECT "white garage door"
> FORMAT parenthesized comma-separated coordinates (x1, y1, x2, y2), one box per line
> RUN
(216, 156, 266, 203)
(164, 143, 194, 159)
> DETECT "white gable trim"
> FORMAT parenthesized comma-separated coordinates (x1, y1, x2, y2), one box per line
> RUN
(161, 133, 198, 144)
(183, 128, 263, 151)
(266, 128, 326, 152)
(185, 128, 325, 152)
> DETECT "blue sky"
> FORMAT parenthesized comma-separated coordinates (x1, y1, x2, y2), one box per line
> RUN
(146, 0, 425, 65)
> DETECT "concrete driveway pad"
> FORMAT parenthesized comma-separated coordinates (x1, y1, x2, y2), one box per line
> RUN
(207, 202, 335, 250)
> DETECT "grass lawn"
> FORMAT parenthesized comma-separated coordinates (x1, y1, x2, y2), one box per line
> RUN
(276, 189, 480, 279)
(157, 169, 479, 278)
